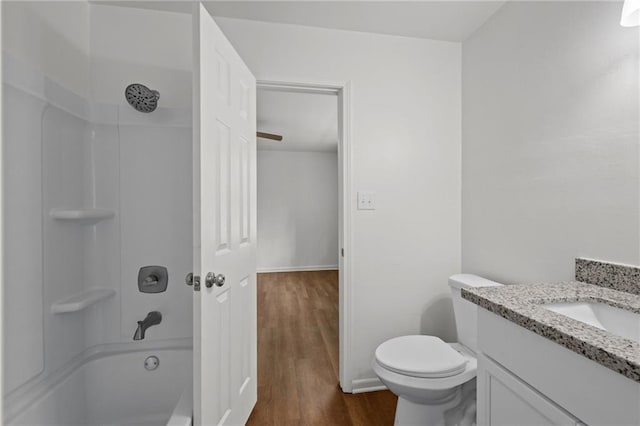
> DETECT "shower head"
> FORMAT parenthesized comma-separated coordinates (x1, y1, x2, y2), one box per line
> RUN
(125, 83, 160, 113)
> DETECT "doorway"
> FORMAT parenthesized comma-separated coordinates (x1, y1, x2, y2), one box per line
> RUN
(255, 81, 351, 388)
(246, 82, 380, 423)
(255, 85, 340, 274)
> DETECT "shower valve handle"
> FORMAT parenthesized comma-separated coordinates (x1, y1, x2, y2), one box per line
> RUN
(205, 272, 226, 288)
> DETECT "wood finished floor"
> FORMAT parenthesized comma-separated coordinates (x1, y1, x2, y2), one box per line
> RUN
(246, 271, 397, 426)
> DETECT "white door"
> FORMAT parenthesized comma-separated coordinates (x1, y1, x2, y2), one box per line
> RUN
(192, 4, 257, 425)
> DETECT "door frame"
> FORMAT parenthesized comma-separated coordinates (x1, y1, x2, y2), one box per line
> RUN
(256, 79, 354, 393)
(0, 1, 4, 415)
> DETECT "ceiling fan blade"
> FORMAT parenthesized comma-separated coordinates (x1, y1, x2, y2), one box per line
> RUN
(257, 131, 283, 141)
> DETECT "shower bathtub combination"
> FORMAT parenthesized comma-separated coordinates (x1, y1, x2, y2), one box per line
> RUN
(3, 3, 196, 425)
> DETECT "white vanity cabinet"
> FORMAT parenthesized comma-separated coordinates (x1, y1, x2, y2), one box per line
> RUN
(476, 308, 640, 426)
(477, 354, 581, 426)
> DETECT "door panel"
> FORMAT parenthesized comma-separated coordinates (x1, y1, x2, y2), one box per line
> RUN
(193, 4, 257, 425)
(239, 136, 250, 246)
(477, 354, 580, 426)
(215, 119, 231, 253)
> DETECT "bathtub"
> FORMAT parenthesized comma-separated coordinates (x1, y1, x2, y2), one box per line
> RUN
(5, 338, 192, 426)
(167, 385, 193, 426)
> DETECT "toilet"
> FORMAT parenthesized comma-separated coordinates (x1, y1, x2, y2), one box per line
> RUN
(372, 274, 503, 426)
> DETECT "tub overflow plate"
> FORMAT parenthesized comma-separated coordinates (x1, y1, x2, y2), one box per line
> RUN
(144, 355, 159, 371)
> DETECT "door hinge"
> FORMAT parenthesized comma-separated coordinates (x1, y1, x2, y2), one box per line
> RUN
(341, 248, 344, 257)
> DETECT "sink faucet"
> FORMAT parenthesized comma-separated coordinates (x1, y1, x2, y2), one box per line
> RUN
(133, 311, 162, 340)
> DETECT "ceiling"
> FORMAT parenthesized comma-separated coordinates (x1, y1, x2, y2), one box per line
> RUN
(94, 1, 507, 42)
(208, 1, 507, 42)
(257, 89, 338, 152)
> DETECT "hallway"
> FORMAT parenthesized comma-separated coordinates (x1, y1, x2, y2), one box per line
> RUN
(246, 271, 397, 425)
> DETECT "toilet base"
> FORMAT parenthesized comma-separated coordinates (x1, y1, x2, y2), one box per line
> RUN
(394, 390, 460, 426)
(393, 382, 477, 426)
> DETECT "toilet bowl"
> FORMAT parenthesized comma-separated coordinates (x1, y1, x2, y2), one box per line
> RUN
(372, 274, 503, 426)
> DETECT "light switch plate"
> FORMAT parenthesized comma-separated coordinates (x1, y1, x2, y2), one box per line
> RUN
(357, 191, 375, 210)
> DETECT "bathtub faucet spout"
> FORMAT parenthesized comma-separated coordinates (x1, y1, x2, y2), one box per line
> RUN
(133, 311, 162, 340)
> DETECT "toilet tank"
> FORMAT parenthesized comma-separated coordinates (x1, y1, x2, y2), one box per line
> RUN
(449, 274, 503, 353)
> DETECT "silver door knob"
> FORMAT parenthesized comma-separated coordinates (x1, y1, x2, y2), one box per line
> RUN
(205, 272, 225, 288)
(185, 272, 194, 286)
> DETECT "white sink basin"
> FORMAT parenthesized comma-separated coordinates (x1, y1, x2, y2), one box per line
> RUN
(544, 301, 640, 343)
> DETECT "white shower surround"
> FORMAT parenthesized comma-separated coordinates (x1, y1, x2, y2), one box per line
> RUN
(3, 3, 194, 420)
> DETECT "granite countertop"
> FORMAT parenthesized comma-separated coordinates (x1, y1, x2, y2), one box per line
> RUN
(462, 281, 640, 382)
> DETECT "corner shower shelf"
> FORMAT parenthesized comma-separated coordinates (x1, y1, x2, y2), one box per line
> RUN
(49, 208, 115, 224)
(51, 288, 116, 314)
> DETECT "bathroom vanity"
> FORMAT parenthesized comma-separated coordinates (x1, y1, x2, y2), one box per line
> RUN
(463, 259, 640, 426)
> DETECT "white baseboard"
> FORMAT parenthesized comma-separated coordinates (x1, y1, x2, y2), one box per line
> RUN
(257, 265, 338, 273)
(351, 378, 387, 394)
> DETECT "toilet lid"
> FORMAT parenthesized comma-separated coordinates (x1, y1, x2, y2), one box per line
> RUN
(375, 336, 467, 378)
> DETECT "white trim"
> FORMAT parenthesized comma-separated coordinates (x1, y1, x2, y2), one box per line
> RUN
(339, 82, 353, 393)
(256, 79, 353, 393)
(258, 80, 341, 96)
(257, 265, 338, 273)
(351, 378, 387, 394)
(0, 4, 5, 420)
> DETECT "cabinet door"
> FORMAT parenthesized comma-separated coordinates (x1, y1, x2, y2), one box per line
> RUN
(477, 353, 581, 426)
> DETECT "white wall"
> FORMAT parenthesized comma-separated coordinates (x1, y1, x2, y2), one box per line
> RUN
(216, 17, 462, 388)
(2, 1, 90, 98)
(462, 2, 640, 284)
(257, 150, 338, 272)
